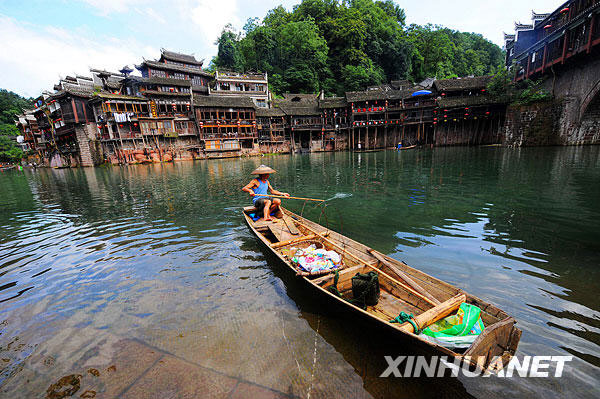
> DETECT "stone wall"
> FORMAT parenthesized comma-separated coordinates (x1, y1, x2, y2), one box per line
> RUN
(503, 101, 563, 147)
(75, 123, 103, 166)
(537, 56, 600, 145)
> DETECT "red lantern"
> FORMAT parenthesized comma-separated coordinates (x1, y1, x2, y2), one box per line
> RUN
(560, 7, 569, 13)
(544, 24, 552, 29)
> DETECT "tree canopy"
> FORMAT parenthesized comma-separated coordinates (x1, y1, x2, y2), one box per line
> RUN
(210, 0, 504, 96)
(0, 89, 33, 162)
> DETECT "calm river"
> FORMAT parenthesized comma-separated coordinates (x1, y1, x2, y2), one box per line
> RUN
(0, 147, 598, 398)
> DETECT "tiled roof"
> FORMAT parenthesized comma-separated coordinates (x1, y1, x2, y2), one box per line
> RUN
(345, 88, 410, 102)
(106, 81, 121, 90)
(390, 80, 413, 90)
(49, 86, 94, 99)
(193, 95, 256, 108)
(273, 96, 320, 115)
(144, 76, 192, 87)
(433, 76, 492, 92)
(281, 93, 319, 102)
(275, 104, 320, 116)
(140, 60, 213, 77)
(142, 90, 191, 97)
(437, 94, 502, 108)
(161, 50, 203, 65)
(256, 107, 285, 117)
(89, 92, 148, 101)
(319, 97, 347, 109)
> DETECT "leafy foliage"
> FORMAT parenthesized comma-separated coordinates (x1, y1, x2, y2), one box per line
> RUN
(0, 135, 23, 162)
(514, 80, 552, 105)
(210, 0, 504, 95)
(486, 68, 552, 106)
(0, 89, 33, 162)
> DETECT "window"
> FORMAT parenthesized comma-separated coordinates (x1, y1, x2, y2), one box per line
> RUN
(192, 76, 204, 86)
(152, 69, 166, 78)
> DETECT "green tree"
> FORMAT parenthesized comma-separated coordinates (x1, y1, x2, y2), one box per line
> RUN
(274, 19, 330, 93)
(0, 89, 32, 162)
(213, 25, 244, 71)
(213, 0, 504, 94)
(0, 135, 23, 162)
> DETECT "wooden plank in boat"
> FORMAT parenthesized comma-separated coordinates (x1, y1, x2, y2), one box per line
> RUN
(376, 290, 422, 317)
(282, 214, 300, 235)
(268, 220, 295, 243)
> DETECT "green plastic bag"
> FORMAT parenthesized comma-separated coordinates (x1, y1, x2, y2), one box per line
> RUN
(421, 303, 485, 349)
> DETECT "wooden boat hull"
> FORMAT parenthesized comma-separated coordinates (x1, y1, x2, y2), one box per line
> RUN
(243, 207, 521, 372)
(399, 145, 417, 150)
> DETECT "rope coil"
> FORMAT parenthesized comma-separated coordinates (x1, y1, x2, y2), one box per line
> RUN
(390, 312, 421, 334)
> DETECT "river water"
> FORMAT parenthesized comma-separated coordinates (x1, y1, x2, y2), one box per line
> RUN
(0, 147, 598, 398)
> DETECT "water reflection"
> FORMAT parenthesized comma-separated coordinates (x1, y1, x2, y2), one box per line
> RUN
(0, 147, 599, 398)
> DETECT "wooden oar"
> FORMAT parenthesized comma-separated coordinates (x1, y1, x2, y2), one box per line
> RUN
(292, 218, 438, 307)
(367, 248, 441, 305)
(259, 194, 325, 202)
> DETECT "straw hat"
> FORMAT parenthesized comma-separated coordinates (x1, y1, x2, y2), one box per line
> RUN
(251, 164, 276, 175)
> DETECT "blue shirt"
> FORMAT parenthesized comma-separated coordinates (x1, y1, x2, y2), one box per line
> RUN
(252, 179, 269, 204)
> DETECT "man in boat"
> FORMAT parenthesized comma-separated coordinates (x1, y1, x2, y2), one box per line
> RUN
(242, 165, 289, 221)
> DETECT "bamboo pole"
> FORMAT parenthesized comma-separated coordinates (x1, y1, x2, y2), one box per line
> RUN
(294, 219, 438, 307)
(270, 233, 323, 249)
(260, 194, 325, 202)
(367, 248, 441, 305)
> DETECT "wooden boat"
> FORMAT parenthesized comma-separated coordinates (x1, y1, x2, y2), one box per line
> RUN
(399, 145, 417, 150)
(243, 206, 521, 372)
(354, 148, 384, 153)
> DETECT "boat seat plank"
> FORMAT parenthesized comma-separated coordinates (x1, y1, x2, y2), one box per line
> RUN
(282, 215, 300, 235)
(268, 221, 295, 243)
(375, 290, 423, 317)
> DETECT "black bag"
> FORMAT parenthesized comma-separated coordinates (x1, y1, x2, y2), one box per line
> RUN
(351, 271, 380, 308)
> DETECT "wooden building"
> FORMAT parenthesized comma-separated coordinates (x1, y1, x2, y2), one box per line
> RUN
(256, 107, 288, 153)
(136, 49, 211, 95)
(347, 85, 413, 149)
(193, 96, 258, 156)
(213, 71, 270, 108)
(274, 94, 323, 153)
(506, 1, 600, 81)
(432, 77, 503, 146)
(319, 97, 350, 151)
(30, 85, 97, 167)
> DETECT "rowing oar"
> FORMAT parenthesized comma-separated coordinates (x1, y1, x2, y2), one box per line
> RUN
(259, 194, 325, 202)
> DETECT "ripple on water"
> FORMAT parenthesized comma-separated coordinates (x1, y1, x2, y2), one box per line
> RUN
(0, 148, 599, 398)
